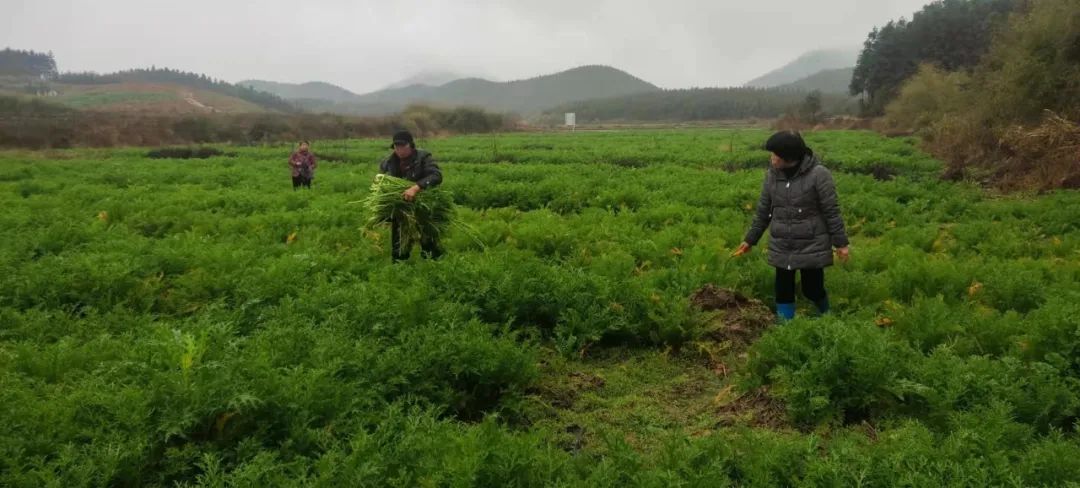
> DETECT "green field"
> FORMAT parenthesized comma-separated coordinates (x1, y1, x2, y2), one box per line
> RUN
(54, 91, 179, 109)
(2, 130, 1079, 486)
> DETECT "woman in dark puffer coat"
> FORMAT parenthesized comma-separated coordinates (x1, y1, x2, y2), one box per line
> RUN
(734, 131, 851, 321)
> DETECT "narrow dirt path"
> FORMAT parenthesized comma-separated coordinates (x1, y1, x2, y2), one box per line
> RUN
(182, 91, 216, 112)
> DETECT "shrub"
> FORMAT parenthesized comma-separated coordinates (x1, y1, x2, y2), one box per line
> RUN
(745, 318, 918, 427)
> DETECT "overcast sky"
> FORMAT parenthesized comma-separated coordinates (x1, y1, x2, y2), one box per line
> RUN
(4, 0, 930, 93)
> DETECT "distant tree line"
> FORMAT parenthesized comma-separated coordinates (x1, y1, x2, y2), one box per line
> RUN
(0, 48, 58, 78)
(0, 97, 516, 149)
(544, 87, 856, 123)
(850, 0, 1017, 115)
(56, 68, 301, 113)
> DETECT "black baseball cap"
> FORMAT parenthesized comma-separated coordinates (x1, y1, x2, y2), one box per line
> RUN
(390, 130, 415, 148)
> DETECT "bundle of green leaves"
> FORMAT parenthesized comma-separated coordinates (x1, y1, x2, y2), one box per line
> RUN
(363, 174, 455, 249)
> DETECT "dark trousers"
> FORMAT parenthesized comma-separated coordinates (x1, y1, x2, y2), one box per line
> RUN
(775, 268, 826, 304)
(292, 175, 312, 189)
(391, 218, 442, 262)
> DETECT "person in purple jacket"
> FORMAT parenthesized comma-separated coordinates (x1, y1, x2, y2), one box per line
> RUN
(288, 141, 317, 190)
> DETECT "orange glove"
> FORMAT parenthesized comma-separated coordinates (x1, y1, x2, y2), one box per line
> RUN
(731, 242, 752, 257)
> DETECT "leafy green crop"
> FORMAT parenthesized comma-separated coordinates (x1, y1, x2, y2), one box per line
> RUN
(1, 129, 1078, 486)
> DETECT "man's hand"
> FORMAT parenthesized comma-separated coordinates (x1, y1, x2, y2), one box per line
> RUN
(731, 242, 752, 257)
(836, 246, 851, 264)
(402, 185, 421, 202)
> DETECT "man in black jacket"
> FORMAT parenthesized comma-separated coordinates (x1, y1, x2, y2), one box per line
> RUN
(379, 130, 444, 261)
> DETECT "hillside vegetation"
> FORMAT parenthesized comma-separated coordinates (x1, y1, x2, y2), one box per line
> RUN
(57, 68, 300, 113)
(876, 0, 1080, 190)
(851, 0, 1016, 115)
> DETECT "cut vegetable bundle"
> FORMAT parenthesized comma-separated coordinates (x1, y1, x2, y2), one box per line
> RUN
(363, 174, 455, 249)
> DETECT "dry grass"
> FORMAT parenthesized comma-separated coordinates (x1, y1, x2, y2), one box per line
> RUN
(997, 112, 1080, 190)
(930, 111, 1080, 191)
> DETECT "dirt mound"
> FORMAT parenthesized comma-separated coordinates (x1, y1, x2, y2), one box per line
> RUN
(714, 385, 788, 429)
(691, 284, 753, 310)
(690, 284, 774, 347)
(688, 287, 789, 430)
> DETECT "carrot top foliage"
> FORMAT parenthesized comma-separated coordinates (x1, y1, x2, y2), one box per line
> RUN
(1, 130, 1078, 486)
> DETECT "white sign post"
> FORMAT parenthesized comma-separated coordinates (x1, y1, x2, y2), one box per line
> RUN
(564, 112, 576, 132)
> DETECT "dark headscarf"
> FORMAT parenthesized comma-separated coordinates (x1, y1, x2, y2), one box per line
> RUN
(765, 131, 812, 163)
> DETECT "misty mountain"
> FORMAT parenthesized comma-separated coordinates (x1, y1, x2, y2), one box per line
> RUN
(312, 65, 659, 116)
(744, 49, 859, 88)
(382, 71, 468, 90)
(238, 72, 470, 106)
(774, 67, 855, 94)
(238, 80, 360, 104)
